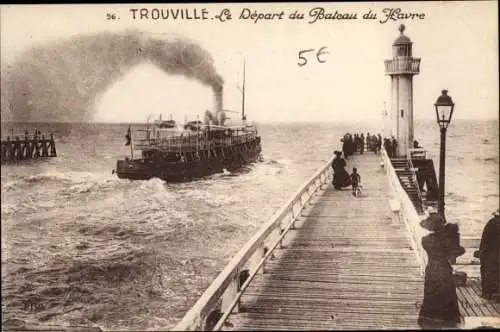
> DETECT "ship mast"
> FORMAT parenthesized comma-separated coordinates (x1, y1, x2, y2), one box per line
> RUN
(241, 58, 246, 121)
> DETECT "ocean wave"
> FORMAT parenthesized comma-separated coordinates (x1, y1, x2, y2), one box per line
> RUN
(262, 156, 293, 167)
(173, 186, 242, 207)
(472, 155, 499, 163)
(483, 156, 498, 163)
(60, 178, 122, 196)
(1, 202, 23, 215)
(482, 193, 499, 198)
(446, 192, 468, 203)
(264, 158, 282, 166)
(1, 193, 43, 216)
(2, 171, 117, 191)
(138, 177, 168, 189)
(66, 249, 154, 283)
(77, 224, 154, 241)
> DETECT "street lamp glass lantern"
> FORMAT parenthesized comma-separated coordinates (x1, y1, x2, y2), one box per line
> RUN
(434, 89, 455, 129)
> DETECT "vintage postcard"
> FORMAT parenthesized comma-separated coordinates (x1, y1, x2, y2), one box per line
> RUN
(1, 2, 498, 331)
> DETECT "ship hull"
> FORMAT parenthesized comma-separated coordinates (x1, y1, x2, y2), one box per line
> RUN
(115, 139, 262, 182)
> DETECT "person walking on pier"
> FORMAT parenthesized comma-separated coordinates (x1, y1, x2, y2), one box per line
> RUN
(377, 134, 382, 154)
(350, 167, 361, 197)
(474, 208, 500, 302)
(418, 213, 465, 328)
(391, 136, 398, 158)
(331, 150, 350, 190)
(341, 136, 349, 160)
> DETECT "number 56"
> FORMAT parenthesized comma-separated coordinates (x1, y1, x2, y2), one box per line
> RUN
(297, 47, 329, 67)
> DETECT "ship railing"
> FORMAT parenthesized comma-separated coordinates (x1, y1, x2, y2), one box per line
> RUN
(133, 132, 258, 152)
(174, 156, 334, 331)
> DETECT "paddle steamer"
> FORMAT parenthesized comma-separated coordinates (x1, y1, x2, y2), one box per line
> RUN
(114, 61, 262, 182)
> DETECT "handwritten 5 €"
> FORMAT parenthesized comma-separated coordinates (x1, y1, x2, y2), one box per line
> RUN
(297, 47, 329, 67)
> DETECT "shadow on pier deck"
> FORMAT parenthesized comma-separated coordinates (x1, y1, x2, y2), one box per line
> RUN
(225, 153, 424, 330)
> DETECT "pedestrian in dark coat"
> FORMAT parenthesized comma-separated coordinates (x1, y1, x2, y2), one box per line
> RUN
(418, 213, 465, 328)
(474, 209, 500, 301)
(331, 150, 350, 190)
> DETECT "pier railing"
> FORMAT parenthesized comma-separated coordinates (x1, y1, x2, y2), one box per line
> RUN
(174, 156, 334, 331)
(381, 147, 428, 272)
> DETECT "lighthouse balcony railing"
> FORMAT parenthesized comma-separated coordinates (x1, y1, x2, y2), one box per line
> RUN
(384, 58, 421, 75)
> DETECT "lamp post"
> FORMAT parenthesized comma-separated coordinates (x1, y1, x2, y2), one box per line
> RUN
(434, 89, 455, 220)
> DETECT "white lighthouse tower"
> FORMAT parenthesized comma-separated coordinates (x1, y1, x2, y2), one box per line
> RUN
(384, 24, 421, 158)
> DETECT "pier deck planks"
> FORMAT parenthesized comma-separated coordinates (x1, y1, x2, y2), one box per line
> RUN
(223, 153, 499, 330)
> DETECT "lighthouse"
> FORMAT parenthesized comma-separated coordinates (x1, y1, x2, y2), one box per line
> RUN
(385, 24, 421, 158)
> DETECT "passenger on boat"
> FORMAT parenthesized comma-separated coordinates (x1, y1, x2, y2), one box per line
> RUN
(377, 134, 382, 153)
(474, 209, 500, 302)
(331, 150, 351, 190)
(418, 213, 465, 328)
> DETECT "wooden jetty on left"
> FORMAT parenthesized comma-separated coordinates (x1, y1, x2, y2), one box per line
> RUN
(1, 130, 57, 164)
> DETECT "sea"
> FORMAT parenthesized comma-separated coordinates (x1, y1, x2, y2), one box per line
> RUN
(1, 119, 498, 331)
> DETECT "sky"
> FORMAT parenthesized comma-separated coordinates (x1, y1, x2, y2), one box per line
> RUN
(1, 2, 498, 124)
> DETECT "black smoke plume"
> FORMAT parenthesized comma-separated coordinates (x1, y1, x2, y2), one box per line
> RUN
(1, 29, 224, 122)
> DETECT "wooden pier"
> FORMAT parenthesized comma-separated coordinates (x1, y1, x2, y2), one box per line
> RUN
(174, 150, 499, 331)
(1, 131, 57, 164)
(224, 153, 424, 330)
